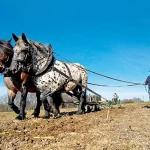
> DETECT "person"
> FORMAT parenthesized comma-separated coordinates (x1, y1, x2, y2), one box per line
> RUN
(143, 75, 150, 100)
(112, 93, 120, 104)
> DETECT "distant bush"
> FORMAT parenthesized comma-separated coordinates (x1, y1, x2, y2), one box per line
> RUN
(0, 104, 11, 112)
(121, 97, 144, 104)
(121, 100, 134, 104)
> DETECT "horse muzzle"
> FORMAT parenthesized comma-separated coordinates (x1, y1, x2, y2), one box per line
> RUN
(10, 60, 21, 74)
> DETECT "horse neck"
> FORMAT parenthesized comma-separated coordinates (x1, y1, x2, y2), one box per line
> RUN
(4, 72, 22, 90)
(30, 43, 52, 73)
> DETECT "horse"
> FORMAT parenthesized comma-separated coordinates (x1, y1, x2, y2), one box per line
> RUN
(0, 39, 51, 120)
(10, 33, 88, 117)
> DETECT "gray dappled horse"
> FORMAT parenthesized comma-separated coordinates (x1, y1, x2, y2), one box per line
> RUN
(0, 39, 51, 120)
(10, 33, 88, 117)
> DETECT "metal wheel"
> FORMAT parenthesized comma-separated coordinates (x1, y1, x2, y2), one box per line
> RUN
(85, 105, 91, 113)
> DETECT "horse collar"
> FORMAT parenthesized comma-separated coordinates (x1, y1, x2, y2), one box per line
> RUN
(31, 56, 55, 77)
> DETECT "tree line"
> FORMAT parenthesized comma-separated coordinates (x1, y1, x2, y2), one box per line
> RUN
(0, 93, 144, 112)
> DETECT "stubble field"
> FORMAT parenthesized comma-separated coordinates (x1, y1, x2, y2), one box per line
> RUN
(0, 103, 150, 150)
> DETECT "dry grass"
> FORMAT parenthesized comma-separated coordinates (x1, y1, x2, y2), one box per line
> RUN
(0, 103, 150, 150)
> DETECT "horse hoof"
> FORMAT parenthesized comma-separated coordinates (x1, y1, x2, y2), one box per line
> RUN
(53, 113, 61, 119)
(31, 113, 39, 118)
(15, 115, 26, 120)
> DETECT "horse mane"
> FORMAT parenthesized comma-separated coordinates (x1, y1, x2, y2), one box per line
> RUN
(0, 40, 13, 55)
(29, 40, 51, 56)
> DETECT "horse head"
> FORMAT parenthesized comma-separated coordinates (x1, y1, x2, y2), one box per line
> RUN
(0, 39, 13, 73)
(11, 33, 54, 76)
(11, 33, 32, 74)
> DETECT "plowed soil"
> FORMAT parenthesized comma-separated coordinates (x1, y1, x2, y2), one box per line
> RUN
(0, 103, 150, 150)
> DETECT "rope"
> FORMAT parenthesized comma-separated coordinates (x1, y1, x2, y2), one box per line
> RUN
(87, 82, 142, 87)
(144, 85, 148, 93)
(144, 85, 150, 103)
(85, 69, 142, 85)
(53, 51, 149, 104)
(54, 52, 143, 85)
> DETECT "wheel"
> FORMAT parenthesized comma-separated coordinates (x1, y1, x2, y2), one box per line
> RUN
(91, 105, 96, 112)
(95, 105, 100, 111)
(85, 105, 91, 113)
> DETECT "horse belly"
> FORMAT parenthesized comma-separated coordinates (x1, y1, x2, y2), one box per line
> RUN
(33, 72, 65, 94)
(3, 77, 19, 91)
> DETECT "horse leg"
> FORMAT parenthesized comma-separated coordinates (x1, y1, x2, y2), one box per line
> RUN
(32, 91, 42, 118)
(47, 93, 62, 118)
(77, 93, 86, 114)
(53, 93, 62, 117)
(7, 90, 20, 114)
(76, 69, 88, 114)
(76, 85, 86, 114)
(40, 93, 50, 119)
(47, 95, 58, 118)
(72, 85, 83, 114)
(16, 85, 27, 120)
(72, 85, 80, 99)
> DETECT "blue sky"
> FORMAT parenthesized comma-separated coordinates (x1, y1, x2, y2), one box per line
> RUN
(0, 0, 150, 100)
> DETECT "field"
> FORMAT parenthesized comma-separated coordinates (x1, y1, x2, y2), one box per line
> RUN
(0, 103, 150, 150)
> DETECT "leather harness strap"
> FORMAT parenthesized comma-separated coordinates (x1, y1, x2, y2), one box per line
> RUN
(52, 65, 72, 82)
(48, 66, 105, 100)
(63, 63, 72, 81)
(30, 56, 55, 77)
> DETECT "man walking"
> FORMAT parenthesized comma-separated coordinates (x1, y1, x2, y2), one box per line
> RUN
(112, 93, 120, 104)
(144, 75, 150, 101)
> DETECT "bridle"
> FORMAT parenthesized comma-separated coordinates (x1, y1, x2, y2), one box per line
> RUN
(12, 42, 54, 76)
(12, 45, 31, 63)
(29, 44, 54, 76)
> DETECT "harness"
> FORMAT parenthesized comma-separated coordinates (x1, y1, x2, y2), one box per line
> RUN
(28, 56, 55, 77)
(25, 50, 108, 101)
(14, 42, 108, 101)
(36, 63, 108, 101)
(30, 46, 54, 76)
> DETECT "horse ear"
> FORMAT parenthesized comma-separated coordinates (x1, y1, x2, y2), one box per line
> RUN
(22, 33, 28, 44)
(12, 33, 18, 42)
(48, 44, 53, 51)
(7, 38, 12, 44)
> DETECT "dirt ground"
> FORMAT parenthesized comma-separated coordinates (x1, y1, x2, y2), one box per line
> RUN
(0, 103, 150, 150)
